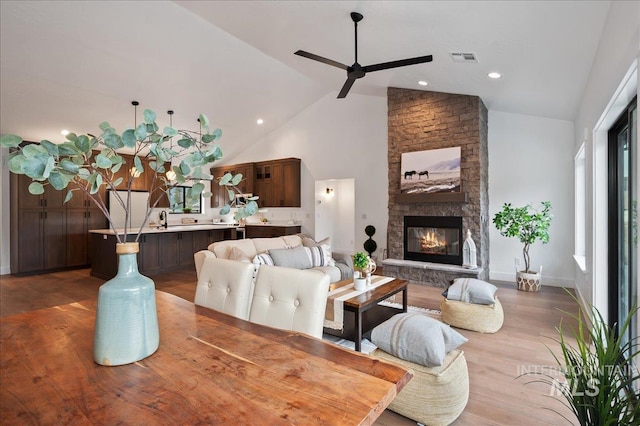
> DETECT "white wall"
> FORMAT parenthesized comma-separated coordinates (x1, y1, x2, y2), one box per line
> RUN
(573, 0, 640, 309)
(226, 92, 389, 258)
(488, 111, 575, 287)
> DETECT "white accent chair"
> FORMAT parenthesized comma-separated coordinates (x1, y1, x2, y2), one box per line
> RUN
(194, 257, 255, 320)
(249, 265, 330, 338)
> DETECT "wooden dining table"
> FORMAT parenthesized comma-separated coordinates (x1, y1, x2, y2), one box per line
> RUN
(0, 291, 412, 425)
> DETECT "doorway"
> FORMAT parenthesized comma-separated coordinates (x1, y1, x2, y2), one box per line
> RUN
(314, 179, 355, 253)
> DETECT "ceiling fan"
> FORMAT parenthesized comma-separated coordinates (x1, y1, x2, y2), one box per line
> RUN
(295, 12, 433, 99)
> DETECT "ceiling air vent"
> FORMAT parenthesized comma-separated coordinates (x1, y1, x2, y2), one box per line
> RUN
(449, 52, 478, 63)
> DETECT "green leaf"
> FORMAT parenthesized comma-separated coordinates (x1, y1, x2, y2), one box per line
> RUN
(96, 153, 112, 169)
(220, 172, 232, 185)
(134, 155, 144, 175)
(135, 123, 147, 141)
(77, 168, 90, 179)
(64, 190, 73, 204)
(227, 189, 235, 202)
(202, 134, 215, 143)
(0, 134, 23, 148)
(243, 200, 259, 216)
(8, 154, 26, 174)
(198, 114, 210, 131)
(219, 204, 230, 215)
(58, 142, 79, 155)
(191, 182, 204, 196)
(99, 122, 111, 132)
(48, 171, 68, 190)
(203, 191, 212, 198)
(149, 133, 162, 144)
(28, 181, 44, 195)
(59, 159, 80, 174)
(212, 128, 222, 140)
(122, 129, 137, 148)
(177, 138, 192, 149)
(112, 177, 123, 187)
(143, 109, 156, 124)
(231, 173, 243, 186)
(74, 135, 91, 152)
(40, 140, 59, 156)
(103, 133, 123, 149)
(43, 156, 55, 179)
(65, 132, 79, 143)
(180, 162, 191, 175)
(21, 156, 48, 179)
(90, 173, 102, 194)
(163, 127, 177, 137)
(22, 144, 47, 158)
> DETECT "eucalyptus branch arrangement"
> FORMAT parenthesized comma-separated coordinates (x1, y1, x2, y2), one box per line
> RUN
(1, 109, 258, 243)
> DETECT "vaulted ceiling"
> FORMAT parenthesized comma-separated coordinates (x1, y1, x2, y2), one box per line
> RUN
(0, 1, 610, 161)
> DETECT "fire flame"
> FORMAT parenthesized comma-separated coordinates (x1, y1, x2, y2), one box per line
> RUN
(420, 231, 446, 251)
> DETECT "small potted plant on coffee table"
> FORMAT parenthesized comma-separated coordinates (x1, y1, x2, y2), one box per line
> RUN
(352, 251, 369, 290)
(493, 201, 552, 291)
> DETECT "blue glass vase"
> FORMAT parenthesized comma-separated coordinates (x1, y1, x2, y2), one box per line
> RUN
(94, 242, 159, 366)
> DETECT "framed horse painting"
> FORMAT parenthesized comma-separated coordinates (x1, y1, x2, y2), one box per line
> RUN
(400, 147, 461, 194)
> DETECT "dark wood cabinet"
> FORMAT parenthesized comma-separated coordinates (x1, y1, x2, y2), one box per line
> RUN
(10, 173, 108, 275)
(90, 228, 228, 279)
(211, 158, 300, 209)
(210, 162, 255, 209)
(244, 225, 301, 239)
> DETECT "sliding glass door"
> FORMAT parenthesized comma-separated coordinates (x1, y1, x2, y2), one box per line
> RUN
(608, 97, 637, 348)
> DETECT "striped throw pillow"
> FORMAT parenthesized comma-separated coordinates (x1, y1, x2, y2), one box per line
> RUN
(304, 245, 334, 267)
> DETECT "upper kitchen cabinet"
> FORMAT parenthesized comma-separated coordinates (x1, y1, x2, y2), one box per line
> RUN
(255, 158, 300, 208)
(210, 162, 255, 208)
(210, 158, 300, 209)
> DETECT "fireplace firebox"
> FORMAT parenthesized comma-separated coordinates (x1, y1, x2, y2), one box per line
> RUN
(404, 216, 463, 265)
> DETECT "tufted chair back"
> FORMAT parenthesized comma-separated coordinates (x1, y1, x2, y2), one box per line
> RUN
(249, 265, 330, 338)
(194, 257, 255, 320)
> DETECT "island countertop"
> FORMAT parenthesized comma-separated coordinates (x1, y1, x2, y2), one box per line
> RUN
(89, 223, 239, 235)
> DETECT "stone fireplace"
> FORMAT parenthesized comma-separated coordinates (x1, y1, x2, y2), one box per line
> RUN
(383, 88, 490, 286)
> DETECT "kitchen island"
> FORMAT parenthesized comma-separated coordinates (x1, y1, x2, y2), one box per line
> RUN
(89, 224, 238, 279)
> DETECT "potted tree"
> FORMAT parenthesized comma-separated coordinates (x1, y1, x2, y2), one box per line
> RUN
(493, 201, 552, 291)
(1, 106, 257, 366)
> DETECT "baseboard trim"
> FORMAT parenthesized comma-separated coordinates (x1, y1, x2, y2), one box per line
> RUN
(489, 271, 574, 288)
(0, 266, 11, 275)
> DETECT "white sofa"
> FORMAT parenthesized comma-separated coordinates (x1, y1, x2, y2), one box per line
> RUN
(195, 256, 330, 338)
(194, 235, 352, 283)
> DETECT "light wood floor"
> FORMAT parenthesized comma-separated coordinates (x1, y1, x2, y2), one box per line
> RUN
(0, 268, 579, 425)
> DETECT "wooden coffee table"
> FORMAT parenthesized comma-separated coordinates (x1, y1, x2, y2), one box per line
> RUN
(324, 277, 408, 351)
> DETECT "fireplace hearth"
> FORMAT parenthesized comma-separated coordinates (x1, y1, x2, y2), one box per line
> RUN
(404, 216, 463, 265)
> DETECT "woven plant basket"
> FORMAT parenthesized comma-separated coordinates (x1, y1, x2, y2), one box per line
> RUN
(372, 349, 469, 426)
(440, 297, 504, 333)
(516, 270, 541, 292)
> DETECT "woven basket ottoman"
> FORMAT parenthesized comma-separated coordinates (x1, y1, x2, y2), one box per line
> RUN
(440, 297, 504, 333)
(372, 348, 469, 426)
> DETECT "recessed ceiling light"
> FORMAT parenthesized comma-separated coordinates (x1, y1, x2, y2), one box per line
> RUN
(418, 80, 428, 86)
(488, 72, 502, 79)
(60, 129, 70, 136)
(256, 118, 264, 125)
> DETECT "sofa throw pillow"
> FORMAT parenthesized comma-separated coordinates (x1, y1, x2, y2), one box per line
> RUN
(446, 278, 498, 305)
(229, 246, 251, 263)
(252, 253, 274, 269)
(301, 235, 330, 248)
(268, 245, 312, 270)
(303, 245, 335, 267)
(371, 313, 468, 367)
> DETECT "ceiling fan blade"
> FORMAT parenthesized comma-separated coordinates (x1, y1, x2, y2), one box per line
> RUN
(294, 50, 349, 70)
(337, 77, 356, 98)
(363, 55, 433, 73)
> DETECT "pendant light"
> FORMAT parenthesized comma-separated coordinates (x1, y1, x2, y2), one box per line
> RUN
(130, 101, 141, 178)
(165, 110, 177, 181)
